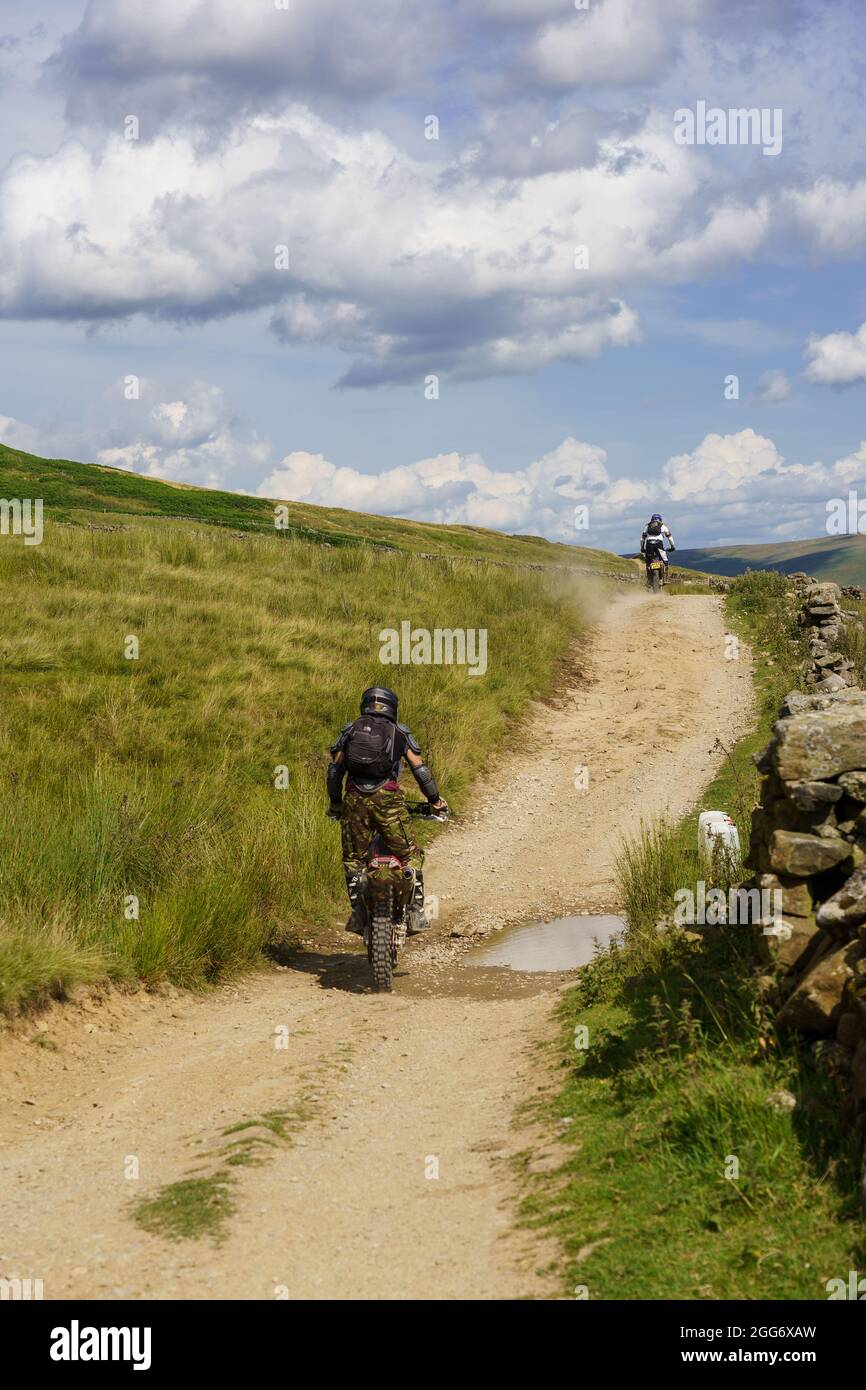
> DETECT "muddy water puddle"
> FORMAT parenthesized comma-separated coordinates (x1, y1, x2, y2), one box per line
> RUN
(460, 914, 626, 974)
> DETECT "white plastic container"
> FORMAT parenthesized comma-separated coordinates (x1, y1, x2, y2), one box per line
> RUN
(698, 811, 740, 865)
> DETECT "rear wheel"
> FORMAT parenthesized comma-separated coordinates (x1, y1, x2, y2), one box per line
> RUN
(370, 909, 394, 992)
(651, 570, 661, 593)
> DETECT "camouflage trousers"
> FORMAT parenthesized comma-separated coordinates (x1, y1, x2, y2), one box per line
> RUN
(340, 786, 424, 877)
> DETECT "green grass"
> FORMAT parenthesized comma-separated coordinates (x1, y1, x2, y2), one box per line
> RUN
(839, 594, 866, 680)
(666, 579, 718, 596)
(523, 571, 865, 1299)
(134, 1046, 353, 1242)
(134, 1174, 236, 1243)
(0, 451, 620, 1010)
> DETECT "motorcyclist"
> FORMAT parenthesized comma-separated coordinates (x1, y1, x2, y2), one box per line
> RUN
(640, 514, 676, 571)
(327, 687, 448, 936)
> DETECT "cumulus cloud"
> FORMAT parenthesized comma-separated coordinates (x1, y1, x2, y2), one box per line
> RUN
(526, 0, 683, 89)
(830, 441, 866, 485)
(0, 412, 45, 453)
(254, 424, 866, 547)
(94, 380, 271, 490)
(752, 368, 792, 405)
(658, 427, 854, 507)
(803, 322, 866, 386)
(5, 384, 863, 548)
(256, 436, 652, 541)
(47, 0, 811, 126)
(48, 0, 441, 124)
(787, 179, 866, 256)
(656, 428, 866, 542)
(0, 0, 855, 394)
(520, 0, 804, 92)
(1, 106, 743, 383)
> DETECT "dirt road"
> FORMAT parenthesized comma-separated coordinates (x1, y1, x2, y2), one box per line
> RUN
(0, 592, 752, 1300)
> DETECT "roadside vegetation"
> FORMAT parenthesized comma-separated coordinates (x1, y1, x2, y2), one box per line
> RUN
(0, 451, 618, 1011)
(525, 570, 866, 1299)
(839, 591, 866, 674)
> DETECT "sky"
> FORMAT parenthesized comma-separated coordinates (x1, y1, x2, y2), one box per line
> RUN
(1, 0, 865, 553)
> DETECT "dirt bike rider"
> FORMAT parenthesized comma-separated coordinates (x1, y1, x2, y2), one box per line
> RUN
(327, 687, 448, 936)
(640, 513, 676, 572)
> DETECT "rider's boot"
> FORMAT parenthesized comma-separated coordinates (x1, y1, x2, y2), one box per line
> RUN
(344, 872, 365, 935)
(406, 871, 431, 935)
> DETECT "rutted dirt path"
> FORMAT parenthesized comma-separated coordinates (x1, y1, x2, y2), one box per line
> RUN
(0, 592, 752, 1301)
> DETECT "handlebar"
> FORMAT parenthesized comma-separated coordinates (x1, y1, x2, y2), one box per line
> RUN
(408, 802, 449, 822)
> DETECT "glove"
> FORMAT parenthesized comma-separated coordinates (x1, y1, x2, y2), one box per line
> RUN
(327, 803, 342, 821)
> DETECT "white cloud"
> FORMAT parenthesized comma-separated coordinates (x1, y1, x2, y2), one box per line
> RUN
(662, 429, 789, 501)
(49, 0, 439, 120)
(787, 178, 866, 256)
(0, 412, 44, 453)
(5, 389, 866, 549)
(828, 441, 866, 485)
(803, 322, 866, 386)
(752, 368, 792, 405)
(256, 437, 653, 541)
(527, 0, 683, 88)
(0, 103, 787, 384)
(93, 380, 270, 490)
(253, 424, 866, 547)
(655, 427, 866, 540)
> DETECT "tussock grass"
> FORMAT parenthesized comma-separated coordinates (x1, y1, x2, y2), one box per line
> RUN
(0, 520, 591, 1009)
(839, 594, 866, 680)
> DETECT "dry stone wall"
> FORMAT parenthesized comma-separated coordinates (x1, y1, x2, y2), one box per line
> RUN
(744, 579, 866, 1154)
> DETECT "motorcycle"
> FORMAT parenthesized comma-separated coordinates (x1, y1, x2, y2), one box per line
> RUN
(644, 541, 668, 594)
(360, 802, 448, 992)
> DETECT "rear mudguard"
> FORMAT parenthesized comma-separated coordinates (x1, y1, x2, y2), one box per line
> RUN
(362, 861, 414, 953)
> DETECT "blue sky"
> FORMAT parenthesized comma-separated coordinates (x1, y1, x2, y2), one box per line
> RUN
(1, 0, 866, 552)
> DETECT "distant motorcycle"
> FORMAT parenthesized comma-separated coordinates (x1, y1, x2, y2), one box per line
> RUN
(360, 802, 448, 992)
(644, 539, 668, 594)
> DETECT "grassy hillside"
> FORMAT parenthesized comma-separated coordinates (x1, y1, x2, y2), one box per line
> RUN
(0, 442, 634, 576)
(0, 445, 624, 1011)
(673, 533, 866, 585)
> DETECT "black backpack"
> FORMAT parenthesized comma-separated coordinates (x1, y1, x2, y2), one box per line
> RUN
(344, 715, 398, 780)
(646, 518, 662, 537)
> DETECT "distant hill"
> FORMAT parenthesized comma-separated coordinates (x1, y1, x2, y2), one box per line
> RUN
(671, 534, 866, 586)
(0, 441, 634, 576)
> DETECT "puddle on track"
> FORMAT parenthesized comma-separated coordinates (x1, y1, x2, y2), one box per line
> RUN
(460, 914, 626, 973)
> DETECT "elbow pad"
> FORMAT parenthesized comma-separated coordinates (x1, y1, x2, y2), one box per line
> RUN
(327, 761, 346, 803)
(411, 762, 440, 803)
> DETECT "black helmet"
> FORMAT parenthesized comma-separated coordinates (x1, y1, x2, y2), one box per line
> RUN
(360, 686, 398, 720)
